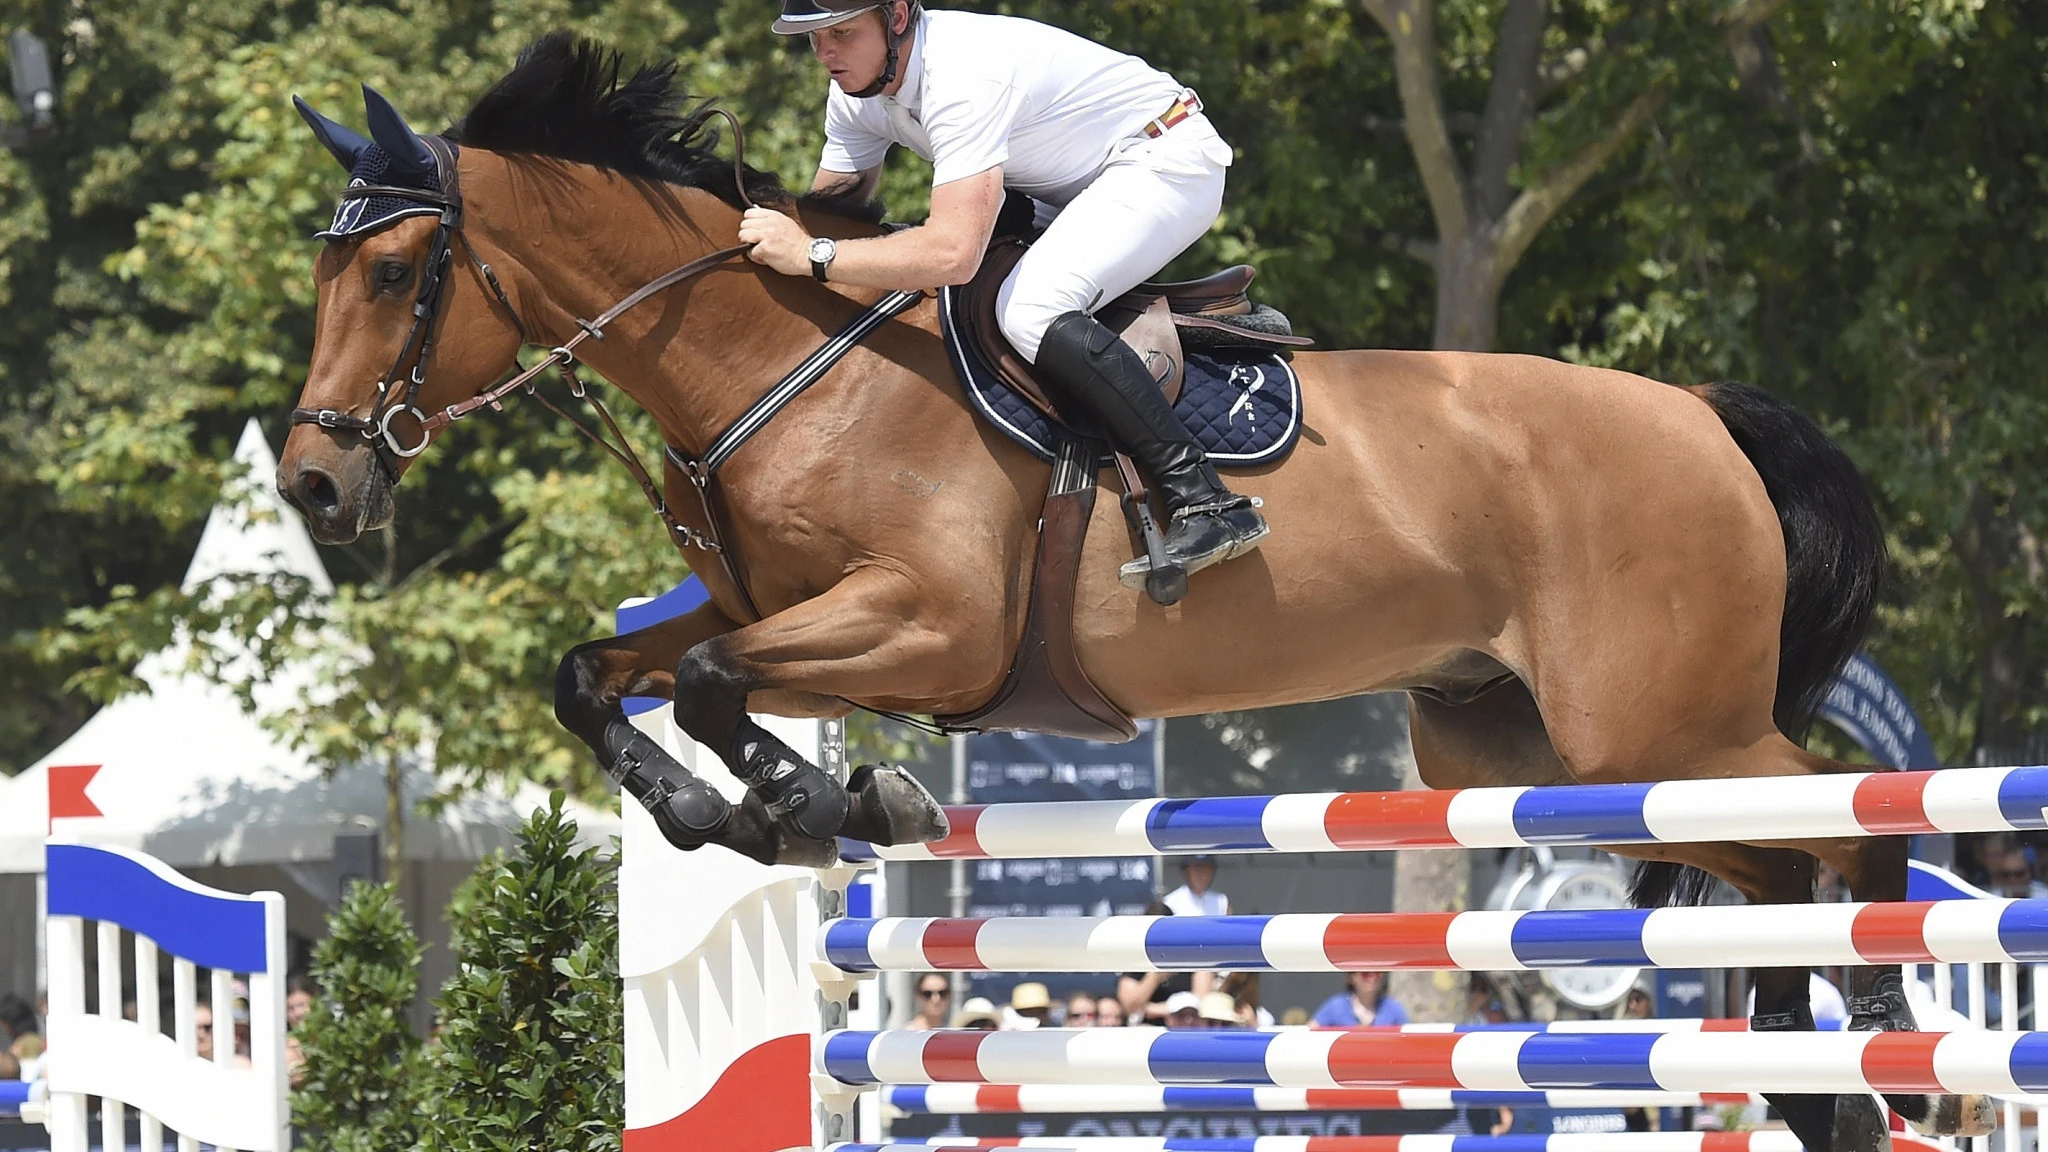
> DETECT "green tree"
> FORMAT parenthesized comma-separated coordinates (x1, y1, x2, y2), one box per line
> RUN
(417, 794, 621, 1152)
(292, 880, 428, 1152)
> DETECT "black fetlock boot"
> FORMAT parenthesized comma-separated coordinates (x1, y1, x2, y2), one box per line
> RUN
(1035, 311, 1269, 590)
(731, 720, 851, 842)
(603, 716, 734, 851)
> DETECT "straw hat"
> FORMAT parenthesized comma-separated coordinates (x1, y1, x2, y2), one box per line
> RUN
(1009, 982, 1051, 1011)
(1198, 991, 1239, 1024)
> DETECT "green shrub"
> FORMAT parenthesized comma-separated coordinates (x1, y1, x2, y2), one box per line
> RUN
(291, 881, 428, 1152)
(416, 793, 622, 1152)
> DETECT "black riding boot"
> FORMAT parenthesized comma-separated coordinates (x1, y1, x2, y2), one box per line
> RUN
(1035, 311, 1269, 589)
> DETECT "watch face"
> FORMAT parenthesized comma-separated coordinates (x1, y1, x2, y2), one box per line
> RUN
(810, 238, 835, 261)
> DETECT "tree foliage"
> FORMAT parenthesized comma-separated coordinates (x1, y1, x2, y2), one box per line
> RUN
(416, 794, 621, 1152)
(292, 880, 428, 1152)
(4, 0, 2047, 803)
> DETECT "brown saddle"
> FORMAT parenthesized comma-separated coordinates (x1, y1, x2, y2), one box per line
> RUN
(954, 236, 1308, 425)
(930, 240, 1306, 744)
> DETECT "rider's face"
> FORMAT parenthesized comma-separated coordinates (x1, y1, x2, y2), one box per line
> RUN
(809, 6, 904, 95)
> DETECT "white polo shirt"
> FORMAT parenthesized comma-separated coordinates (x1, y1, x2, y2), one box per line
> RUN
(818, 9, 1187, 206)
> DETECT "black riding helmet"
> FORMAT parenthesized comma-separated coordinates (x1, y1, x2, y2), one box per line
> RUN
(773, 0, 921, 98)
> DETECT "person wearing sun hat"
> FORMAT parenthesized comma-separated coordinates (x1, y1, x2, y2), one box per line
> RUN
(1162, 990, 1203, 1030)
(951, 996, 1002, 1030)
(1004, 981, 1054, 1030)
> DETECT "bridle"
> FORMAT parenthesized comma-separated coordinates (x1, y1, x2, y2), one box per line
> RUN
(289, 113, 778, 612)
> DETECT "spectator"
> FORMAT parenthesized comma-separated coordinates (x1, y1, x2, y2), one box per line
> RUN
(1062, 992, 1097, 1027)
(0, 994, 36, 1051)
(1164, 856, 1231, 998)
(286, 973, 320, 1030)
(1121, 901, 1196, 1023)
(1984, 834, 2048, 899)
(192, 1002, 250, 1068)
(1005, 982, 1052, 1030)
(1312, 970, 1409, 1027)
(1279, 1006, 1310, 1027)
(952, 997, 1001, 1030)
(1163, 991, 1202, 1029)
(1223, 971, 1274, 1028)
(1198, 991, 1240, 1029)
(1095, 996, 1125, 1028)
(1164, 855, 1230, 917)
(906, 973, 952, 1032)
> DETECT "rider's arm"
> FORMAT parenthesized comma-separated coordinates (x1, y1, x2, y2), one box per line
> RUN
(810, 166, 882, 204)
(808, 165, 1003, 290)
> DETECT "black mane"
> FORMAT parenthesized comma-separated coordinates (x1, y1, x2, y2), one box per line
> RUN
(452, 33, 882, 222)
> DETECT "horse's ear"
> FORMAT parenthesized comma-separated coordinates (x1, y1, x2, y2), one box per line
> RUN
(360, 85, 435, 178)
(293, 96, 370, 171)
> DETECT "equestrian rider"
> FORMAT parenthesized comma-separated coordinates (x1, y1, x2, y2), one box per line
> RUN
(739, 0, 1269, 588)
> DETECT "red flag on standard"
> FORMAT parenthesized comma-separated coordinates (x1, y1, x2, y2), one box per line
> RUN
(47, 763, 102, 831)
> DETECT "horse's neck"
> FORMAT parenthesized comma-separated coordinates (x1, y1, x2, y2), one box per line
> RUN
(476, 164, 822, 457)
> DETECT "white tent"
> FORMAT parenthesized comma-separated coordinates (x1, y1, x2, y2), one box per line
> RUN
(0, 420, 619, 1004)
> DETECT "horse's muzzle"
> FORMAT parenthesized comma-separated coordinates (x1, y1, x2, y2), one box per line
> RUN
(279, 455, 393, 544)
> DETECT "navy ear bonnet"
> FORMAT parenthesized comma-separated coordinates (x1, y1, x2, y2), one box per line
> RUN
(294, 85, 458, 240)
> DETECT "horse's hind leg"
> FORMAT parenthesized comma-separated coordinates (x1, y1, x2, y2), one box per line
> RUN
(670, 566, 958, 856)
(1792, 833, 1997, 1137)
(554, 599, 840, 866)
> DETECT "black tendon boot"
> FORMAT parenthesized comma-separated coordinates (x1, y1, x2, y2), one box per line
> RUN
(1035, 311, 1269, 590)
(603, 716, 733, 850)
(732, 720, 851, 842)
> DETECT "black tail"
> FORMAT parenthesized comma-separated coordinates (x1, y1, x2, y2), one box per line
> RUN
(1631, 381, 1887, 910)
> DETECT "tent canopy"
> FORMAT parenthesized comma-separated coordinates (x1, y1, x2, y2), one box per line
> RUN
(0, 420, 617, 873)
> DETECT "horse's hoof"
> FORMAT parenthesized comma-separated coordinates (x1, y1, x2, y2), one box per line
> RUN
(1908, 1093, 1996, 1137)
(842, 764, 950, 846)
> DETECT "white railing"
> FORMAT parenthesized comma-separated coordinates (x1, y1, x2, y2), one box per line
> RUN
(41, 840, 288, 1152)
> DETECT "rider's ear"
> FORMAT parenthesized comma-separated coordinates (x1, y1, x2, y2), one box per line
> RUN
(891, 1, 911, 34)
(293, 96, 371, 171)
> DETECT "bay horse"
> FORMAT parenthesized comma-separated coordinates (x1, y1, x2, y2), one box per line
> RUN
(276, 37, 1984, 1149)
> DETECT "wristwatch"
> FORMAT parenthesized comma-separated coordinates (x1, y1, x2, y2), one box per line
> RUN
(808, 237, 837, 282)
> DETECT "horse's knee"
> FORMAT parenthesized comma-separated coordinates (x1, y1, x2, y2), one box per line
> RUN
(553, 641, 616, 736)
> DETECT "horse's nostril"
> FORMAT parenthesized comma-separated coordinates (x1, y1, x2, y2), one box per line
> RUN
(296, 467, 341, 512)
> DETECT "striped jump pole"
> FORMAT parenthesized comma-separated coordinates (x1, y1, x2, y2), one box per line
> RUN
(842, 764, 2048, 861)
(882, 1084, 1768, 1114)
(821, 898, 2048, 973)
(819, 1027, 2048, 1095)
(825, 1136, 1953, 1152)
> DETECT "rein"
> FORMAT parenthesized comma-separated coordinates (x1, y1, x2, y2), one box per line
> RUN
(290, 109, 874, 621)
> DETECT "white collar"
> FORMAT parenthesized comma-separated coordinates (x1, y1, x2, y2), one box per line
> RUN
(880, 9, 928, 112)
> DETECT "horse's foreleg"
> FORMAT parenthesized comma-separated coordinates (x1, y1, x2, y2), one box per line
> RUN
(552, 601, 811, 866)
(672, 567, 956, 855)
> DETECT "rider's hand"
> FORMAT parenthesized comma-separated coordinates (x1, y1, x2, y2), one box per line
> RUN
(738, 207, 811, 278)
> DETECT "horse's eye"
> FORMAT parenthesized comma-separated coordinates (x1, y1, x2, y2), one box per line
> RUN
(376, 260, 412, 288)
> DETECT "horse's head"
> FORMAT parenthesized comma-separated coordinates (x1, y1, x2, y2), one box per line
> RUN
(279, 87, 523, 544)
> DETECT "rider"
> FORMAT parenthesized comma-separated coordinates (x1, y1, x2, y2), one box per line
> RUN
(740, 0, 1269, 588)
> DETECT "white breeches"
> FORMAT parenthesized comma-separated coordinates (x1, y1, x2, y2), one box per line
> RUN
(996, 114, 1231, 364)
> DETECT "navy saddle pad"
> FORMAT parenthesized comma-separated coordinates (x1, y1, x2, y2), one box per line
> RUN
(938, 287, 1304, 468)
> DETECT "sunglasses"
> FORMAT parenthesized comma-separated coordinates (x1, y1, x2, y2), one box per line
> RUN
(918, 988, 949, 999)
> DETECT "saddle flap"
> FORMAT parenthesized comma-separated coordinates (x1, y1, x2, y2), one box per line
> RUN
(960, 237, 1184, 420)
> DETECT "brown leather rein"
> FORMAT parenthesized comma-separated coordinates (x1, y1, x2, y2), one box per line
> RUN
(291, 110, 804, 620)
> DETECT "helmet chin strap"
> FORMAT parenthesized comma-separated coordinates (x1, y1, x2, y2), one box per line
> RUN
(844, 5, 907, 99)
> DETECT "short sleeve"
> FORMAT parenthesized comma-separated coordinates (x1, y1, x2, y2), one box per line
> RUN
(819, 90, 891, 174)
(922, 78, 1024, 186)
